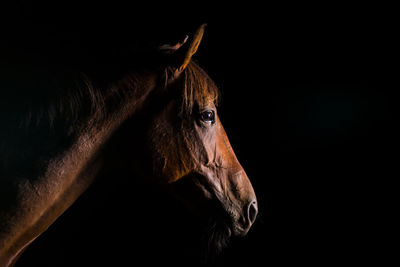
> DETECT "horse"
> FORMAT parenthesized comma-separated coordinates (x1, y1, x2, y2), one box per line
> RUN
(0, 24, 257, 266)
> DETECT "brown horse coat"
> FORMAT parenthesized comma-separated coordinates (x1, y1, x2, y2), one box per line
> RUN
(0, 25, 257, 266)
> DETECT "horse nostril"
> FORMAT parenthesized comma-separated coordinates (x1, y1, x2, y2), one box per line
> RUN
(247, 201, 258, 226)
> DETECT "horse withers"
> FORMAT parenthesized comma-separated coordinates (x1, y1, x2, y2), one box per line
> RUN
(0, 24, 257, 265)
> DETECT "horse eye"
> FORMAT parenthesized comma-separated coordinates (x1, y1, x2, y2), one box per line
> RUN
(200, 110, 215, 124)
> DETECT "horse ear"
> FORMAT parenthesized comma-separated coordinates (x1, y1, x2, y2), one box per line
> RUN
(177, 24, 206, 72)
(158, 24, 206, 75)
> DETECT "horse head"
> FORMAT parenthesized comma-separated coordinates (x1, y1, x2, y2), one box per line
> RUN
(129, 25, 258, 254)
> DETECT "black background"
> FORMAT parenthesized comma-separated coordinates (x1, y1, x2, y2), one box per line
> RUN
(3, 1, 397, 266)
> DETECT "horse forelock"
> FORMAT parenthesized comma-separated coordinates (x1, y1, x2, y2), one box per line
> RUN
(163, 61, 219, 116)
(184, 62, 219, 113)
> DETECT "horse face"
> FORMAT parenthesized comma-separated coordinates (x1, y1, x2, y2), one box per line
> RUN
(141, 63, 257, 253)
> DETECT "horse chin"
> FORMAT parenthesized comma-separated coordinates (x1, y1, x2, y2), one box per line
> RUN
(202, 219, 232, 262)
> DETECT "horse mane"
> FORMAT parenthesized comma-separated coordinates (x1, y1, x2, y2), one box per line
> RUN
(0, 65, 147, 174)
(0, 67, 146, 133)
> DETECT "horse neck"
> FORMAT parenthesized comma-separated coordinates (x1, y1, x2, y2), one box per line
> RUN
(0, 69, 160, 266)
